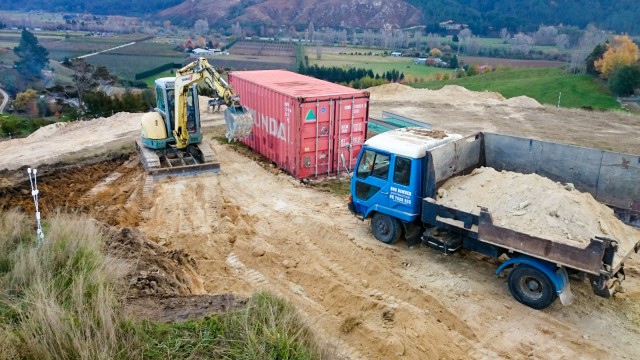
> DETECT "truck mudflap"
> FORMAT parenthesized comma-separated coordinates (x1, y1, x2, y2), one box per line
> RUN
(588, 268, 626, 298)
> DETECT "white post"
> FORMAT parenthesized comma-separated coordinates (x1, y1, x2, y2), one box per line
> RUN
(557, 92, 562, 108)
(27, 168, 45, 245)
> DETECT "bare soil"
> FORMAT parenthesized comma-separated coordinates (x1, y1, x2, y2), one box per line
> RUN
(0, 85, 638, 359)
(439, 167, 640, 251)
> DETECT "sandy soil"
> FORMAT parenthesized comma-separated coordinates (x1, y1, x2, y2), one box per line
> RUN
(0, 97, 225, 171)
(438, 167, 640, 257)
(1, 85, 639, 359)
(369, 83, 640, 154)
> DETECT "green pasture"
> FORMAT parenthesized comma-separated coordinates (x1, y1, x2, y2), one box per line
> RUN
(85, 53, 185, 80)
(415, 67, 620, 110)
(305, 48, 453, 81)
(142, 70, 175, 87)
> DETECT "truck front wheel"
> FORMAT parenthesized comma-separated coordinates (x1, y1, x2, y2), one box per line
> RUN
(508, 265, 557, 309)
(371, 213, 402, 244)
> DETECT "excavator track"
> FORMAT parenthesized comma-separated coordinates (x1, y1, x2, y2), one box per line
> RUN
(136, 139, 220, 180)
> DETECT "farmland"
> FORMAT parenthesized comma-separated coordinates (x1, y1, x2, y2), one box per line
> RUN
(304, 46, 454, 81)
(459, 56, 566, 68)
(415, 67, 621, 110)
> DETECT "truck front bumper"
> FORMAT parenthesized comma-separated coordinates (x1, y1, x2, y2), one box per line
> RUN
(348, 200, 356, 214)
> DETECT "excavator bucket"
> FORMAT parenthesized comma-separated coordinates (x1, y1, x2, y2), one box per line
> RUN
(225, 105, 254, 142)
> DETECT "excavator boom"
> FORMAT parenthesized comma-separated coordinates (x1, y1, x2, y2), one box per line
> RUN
(175, 57, 253, 143)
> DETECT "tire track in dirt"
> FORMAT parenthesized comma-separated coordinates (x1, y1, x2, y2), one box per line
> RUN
(210, 143, 477, 359)
(211, 142, 638, 359)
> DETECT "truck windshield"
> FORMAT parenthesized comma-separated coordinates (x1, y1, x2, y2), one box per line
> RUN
(357, 150, 390, 180)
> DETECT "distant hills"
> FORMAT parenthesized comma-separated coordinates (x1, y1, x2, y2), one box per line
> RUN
(1, 0, 639, 35)
(0, 0, 183, 16)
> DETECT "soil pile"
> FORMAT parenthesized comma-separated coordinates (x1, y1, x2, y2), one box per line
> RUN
(0, 112, 139, 170)
(504, 95, 543, 108)
(103, 226, 205, 298)
(368, 83, 505, 105)
(438, 167, 640, 255)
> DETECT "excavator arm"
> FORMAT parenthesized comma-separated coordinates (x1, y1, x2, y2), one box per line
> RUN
(173, 57, 253, 148)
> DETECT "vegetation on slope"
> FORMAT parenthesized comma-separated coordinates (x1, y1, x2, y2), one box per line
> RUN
(414, 67, 621, 110)
(0, 210, 325, 359)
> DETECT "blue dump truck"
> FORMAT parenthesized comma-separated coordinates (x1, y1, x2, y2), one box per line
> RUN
(348, 128, 640, 309)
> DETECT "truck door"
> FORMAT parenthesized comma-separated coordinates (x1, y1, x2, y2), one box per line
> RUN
(353, 149, 391, 214)
(388, 156, 419, 216)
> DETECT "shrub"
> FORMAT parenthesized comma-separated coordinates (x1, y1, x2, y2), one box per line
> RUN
(608, 64, 640, 97)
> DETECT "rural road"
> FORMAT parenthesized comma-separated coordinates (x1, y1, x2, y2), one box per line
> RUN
(0, 86, 8, 113)
(77, 41, 136, 59)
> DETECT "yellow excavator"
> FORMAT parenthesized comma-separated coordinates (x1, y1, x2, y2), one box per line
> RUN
(136, 57, 254, 177)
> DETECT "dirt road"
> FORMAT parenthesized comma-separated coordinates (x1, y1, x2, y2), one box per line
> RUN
(1, 84, 639, 359)
(135, 140, 639, 360)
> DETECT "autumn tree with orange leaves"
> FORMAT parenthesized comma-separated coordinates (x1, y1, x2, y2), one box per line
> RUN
(594, 35, 639, 78)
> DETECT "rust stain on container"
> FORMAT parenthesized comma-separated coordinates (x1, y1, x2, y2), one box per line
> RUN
(229, 70, 369, 179)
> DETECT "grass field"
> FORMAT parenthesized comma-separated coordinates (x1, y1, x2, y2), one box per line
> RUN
(142, 70, 175, 87)
(85, 53, 186, 80)
(305, 46, 453, 81)
(415, 67, 620, 110)
(469, 36, 569, 54)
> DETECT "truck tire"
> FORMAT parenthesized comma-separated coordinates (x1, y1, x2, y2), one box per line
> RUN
(508, 265, 557, 310)
(371, 213, 402, 244)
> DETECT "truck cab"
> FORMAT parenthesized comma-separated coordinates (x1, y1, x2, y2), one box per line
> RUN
(349, 128, 462, 243)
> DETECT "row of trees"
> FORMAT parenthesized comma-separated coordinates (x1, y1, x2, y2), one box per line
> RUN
(297, 64, 405, 88)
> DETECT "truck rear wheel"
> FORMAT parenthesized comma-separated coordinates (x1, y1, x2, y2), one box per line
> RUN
(371, 213, 402, 244)
(508, 265, 557, 309)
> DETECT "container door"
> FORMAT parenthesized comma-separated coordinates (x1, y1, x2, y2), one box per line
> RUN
(333, 97, 368, 175)
(299, 100, 333, 178)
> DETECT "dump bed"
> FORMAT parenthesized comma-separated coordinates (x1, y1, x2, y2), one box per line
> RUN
(427, 132, 640, 227)
(422, 132, 640, 274)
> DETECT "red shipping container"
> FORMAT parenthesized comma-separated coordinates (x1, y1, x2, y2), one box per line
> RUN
(228, 70, 369, 179)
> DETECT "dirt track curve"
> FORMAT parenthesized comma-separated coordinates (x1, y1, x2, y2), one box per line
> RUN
(1, 87, 639, 359)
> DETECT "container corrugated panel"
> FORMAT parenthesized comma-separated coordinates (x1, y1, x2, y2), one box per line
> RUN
(228, 70, 369, 179)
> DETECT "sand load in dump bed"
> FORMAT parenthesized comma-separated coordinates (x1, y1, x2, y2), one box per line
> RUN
(437, 167, 640, 256)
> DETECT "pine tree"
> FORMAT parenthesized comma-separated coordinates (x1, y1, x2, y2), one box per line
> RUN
(450, 55, 459, 69)
(585, 44, 606, 76)
(13, 29, 49, 79)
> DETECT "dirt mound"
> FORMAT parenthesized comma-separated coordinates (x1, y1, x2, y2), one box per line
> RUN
(504, 95, 543, 108)
(0, 112, 139, 170)
(368, 83, 506, 106)
(367, 82, 413, 95)
(438, 167, 640, 255)
(103, 226, 205, 298)
(437, 85, 505, 101)
(27, 122, 70, 140)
